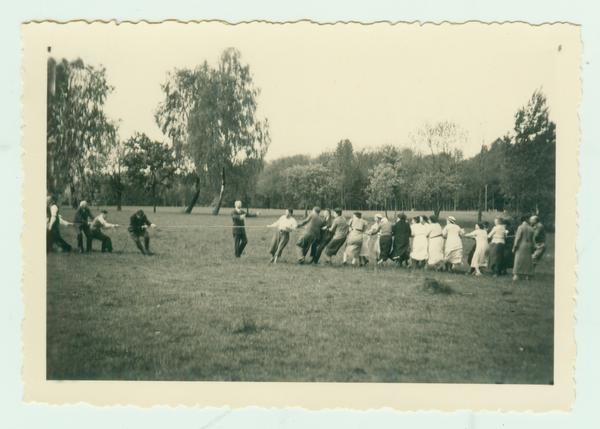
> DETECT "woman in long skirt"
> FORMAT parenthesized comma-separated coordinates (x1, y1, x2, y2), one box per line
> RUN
(512, 215, 535, 281)
(366, 214, 383, 262)
(442, 216, 465, 272)
(464, 223, 490, 275)
(322, 208, 349, 265)
(392, 213, 411, 267)
(410, 216, 428, 268)
(502, 220, 515, 275)
(426, 215, 445, 270)
(344, 212, 368, 266)
(487, 217, 507, 276)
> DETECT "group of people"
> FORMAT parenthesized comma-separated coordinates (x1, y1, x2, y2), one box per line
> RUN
(46, 197, 157, 255)
(232, 202, 547, 281)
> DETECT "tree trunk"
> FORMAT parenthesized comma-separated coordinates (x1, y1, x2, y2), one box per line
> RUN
(477, 186, 483, 222)
(212, 168, 226, 216)
(152, 185, 157, 213)
(185, 174, 201, 214)
(69, 180, 77, 209)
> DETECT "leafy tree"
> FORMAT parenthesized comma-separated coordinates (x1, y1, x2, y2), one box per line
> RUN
(124, 133, 176, 213)
(367, 163, 401, 218)
(47, 57, 115, 205)
(155, 49, 270, 215)
(283, 164, 333, 216)
(102, 137, 129, 211)
(409, 121, 467, 218)
(500, 89, 556, 227)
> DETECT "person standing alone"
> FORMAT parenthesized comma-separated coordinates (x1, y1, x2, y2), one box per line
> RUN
(232, 200, 248, 258)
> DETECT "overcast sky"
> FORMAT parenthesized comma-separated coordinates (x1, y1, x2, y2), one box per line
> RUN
(46, 21, 563, 160)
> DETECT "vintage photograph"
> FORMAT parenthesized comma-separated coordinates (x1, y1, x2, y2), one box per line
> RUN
(20, 21, 580, 410)
(41, 22, 561, 384)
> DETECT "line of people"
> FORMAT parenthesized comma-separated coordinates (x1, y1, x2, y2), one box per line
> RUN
(261, 205, 547, 281)
(46, 197, 157, 255)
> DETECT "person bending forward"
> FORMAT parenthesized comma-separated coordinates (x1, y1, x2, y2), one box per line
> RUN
(128, 210, 156, 255)
(90, 210, 119, 253)
(267, 208, 297, 263)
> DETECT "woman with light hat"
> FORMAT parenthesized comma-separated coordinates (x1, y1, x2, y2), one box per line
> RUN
(442, 216, 465, 272)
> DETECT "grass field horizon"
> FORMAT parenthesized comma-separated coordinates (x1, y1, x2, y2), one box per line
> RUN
(47, 206, 554, 383)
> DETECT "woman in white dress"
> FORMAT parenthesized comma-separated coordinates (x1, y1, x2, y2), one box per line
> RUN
(426, 215, 445, 270)
(410, 216, 428, 268)
(442, 216, 465, 272)
(464, 223, 490, 275)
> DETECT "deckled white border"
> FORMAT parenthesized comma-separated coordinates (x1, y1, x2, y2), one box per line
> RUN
(20, 20, 579, 412)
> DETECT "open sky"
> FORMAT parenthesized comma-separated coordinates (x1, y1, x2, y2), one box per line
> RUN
(45, 21, 563, 160)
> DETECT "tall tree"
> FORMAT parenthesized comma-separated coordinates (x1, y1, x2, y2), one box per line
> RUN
(47, 57, 115, 205)
(124, 133, 176, 213)
(367, 163, 400, 219)
(500, 89, 556, 226)
(333, 139, 355, 209)
(409, 121, 467, 219)
(155, 49, 270, 215)
(283, 164, 333, 216)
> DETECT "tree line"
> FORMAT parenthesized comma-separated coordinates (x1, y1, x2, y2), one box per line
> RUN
(46, 50, 556, 228)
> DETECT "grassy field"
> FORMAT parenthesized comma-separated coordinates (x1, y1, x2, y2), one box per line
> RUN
(47, 207, 554, 383)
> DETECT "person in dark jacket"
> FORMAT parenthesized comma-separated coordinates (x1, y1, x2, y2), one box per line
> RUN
(391, 213, 411, 267)
(128, 210, 156, 254)
(312, 209, 334, 265)
(295, 206, 325, 264)
(73, 200, 94, 253)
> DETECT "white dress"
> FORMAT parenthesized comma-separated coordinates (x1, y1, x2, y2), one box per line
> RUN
(443, 223, 465, 264)
(465, 229, 489, 268)
(410, 223, 428, 261)
(427, 223, 445, 265)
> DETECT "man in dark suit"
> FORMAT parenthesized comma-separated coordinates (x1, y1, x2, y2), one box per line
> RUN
(295, 206, 325, 264)
(231, 200, 248, 258)
(73, 200, 94, 253)
(312, 209, 334, 265)
(128, 210, 156, 255)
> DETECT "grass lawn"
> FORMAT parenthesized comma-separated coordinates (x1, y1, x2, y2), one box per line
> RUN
(47, 207, 554, 383)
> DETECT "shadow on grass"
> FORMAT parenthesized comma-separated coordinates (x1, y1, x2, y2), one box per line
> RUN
(423, 277, 454, 295)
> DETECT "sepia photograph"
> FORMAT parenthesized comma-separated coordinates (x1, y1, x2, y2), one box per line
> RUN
(21, 20, 580, 409)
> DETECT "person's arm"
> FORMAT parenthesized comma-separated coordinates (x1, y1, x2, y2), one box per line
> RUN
(58, 215, 71, 227)
(48, 205, 58, 230)
(142, 216, 156, 228)
(267, 216, 282, 228)
(296, 213, 311, 228)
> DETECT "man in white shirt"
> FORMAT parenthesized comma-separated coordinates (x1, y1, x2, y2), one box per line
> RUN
(267, 208, 297, 263)
(46, 195, 73, 253)
(90, 210, 119, 253)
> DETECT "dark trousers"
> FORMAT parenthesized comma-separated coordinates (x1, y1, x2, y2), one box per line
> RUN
(312, 235, 332, 264)
(77, 223, 92, 252)
(234, 233, 248, 257)
(47, 225, 72, 253)
(130, 230, 150, 254)
(91, 229, 113, 253)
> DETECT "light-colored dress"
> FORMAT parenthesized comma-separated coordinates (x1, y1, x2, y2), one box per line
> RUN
(513, 222, 534, 275)
(426, 222, 444, 265)
(410, 223, 428, 261)
(443, 223, 465, 264)
(465, 229, 490, 268)
(345, 218, 368, 258)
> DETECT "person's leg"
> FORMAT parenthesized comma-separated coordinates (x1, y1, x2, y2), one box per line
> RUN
(238, 233, 248, 256)
(83, 224, 93, 252)
(77, 226, 84, 253)
(532, 243, 546, 267)
(268, 231, 279, 262)
(130, 232, 145, 254)
(275, 232, 290, 262)
(143, 230, 150, 253)
(47, 229, 53, 253)
(54, 226, 72, 253)
(309, 238, 321, 264)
